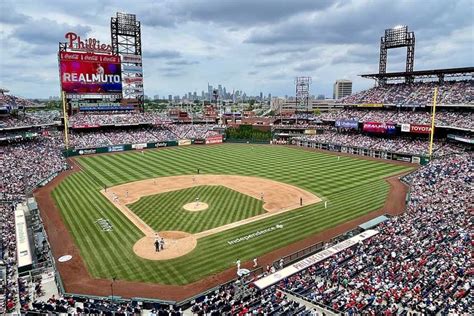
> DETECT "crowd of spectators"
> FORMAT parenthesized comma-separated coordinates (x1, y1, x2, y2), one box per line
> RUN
(26, 295, 145, 315)
(293, 130, 463, 157)
(185, 152, 472, 315)
(68, 112, 168, 127)
(1, 107, 471, 314)
(0, 203, 18, 314)
(190, 285, 316, 315)
(317, 108, 473, 130)
(340, 80, 473, 106)
(69, 125, 220, 149)
(278, 152, 472, 315)
(1, 133, 67, 201)
(0, 111, 60, 129)
(0, 92, 41, 109)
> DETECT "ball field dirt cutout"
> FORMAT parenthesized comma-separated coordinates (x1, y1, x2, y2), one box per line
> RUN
(101, 174, 321, 261)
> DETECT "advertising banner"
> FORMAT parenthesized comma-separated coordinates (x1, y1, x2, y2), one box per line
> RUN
(397, 104, 424, 108)
(132, 143, 147, 150)
(59, 52, 122, 94)
(392, 153, 412, 162)
(410, 124, 432, 134)
(206, 135, 223, 144)
(72, 124, 101, 129)
(122, 65, 143, 73)
(335, 119, 359, 129)
(124, 87, 144, 94)
(79, 106, 135, 111)
(386, 123, 396, 135)
(193, 139, 205, 144)
(363, 122, 396, 134)
(78, 149, 97, 155)
(123, 77, 143, 84)
(304, 129, 317, 135)
(121, 54, 142, 63)
(401, 123, 410, 132)
(178, 139, 192, 146)
(108, 145, 124, 152)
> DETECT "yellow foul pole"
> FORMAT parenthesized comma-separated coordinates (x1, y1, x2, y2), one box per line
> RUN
(61, 91, 69, 150)
(428, 87, 438, 157)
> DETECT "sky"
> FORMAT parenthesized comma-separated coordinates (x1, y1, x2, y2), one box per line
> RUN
(0, 0, 472, 99)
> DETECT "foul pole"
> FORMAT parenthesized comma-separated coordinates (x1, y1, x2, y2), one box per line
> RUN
(428, 87, 438, 157)
(61, 91, 69, 150)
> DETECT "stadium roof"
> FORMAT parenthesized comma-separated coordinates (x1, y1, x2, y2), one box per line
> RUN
(361, 67, 474, 81)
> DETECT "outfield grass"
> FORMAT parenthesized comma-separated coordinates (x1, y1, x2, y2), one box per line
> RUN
(52, 144, 412, 285)
(128, 185, 264, 233)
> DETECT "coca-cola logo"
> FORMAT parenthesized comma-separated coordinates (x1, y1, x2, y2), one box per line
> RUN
(65, 32, 112, 53)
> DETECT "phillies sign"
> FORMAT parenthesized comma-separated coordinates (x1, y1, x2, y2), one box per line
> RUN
(65, 32, 113, 54)
(410, 124, 432, 134)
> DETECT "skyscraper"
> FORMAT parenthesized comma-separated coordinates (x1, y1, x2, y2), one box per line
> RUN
(333, 79, 352, 99)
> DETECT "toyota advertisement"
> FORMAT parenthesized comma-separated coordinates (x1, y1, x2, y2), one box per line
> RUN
(59, 52, 122, 93)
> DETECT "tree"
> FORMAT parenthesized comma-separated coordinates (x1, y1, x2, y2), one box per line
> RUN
(313, 107, 321, 116)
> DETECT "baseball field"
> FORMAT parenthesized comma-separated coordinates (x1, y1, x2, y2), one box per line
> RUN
(50, 144, 412, 287)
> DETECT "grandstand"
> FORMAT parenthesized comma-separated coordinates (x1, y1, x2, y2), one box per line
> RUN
(1, 9, 472, 315)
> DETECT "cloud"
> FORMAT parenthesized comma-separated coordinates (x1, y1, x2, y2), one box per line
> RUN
(293, 60, 323, 72)
(254, 60, 285, 68)
(0, 2, 30, 24)
(12, 18, 92, 45)
(261, 46, 311, 56)
(0, 0, 472, 99)
(144, 49, 182, 59)
(245, 0, 473, 45)
(170, 0, 334, 27)
(166, 60, 199, 65)
(162, 71, 185, 77)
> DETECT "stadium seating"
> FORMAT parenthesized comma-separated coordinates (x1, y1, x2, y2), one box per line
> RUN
(339, 80, 474, 105)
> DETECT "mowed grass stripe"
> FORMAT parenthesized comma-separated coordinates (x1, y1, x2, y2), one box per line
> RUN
(129, 185, 264, 233)
(53, 144, 412, 284)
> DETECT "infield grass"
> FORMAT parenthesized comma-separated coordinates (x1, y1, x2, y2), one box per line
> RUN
(52, 144, 412, 285)
(128, 185, 264, 233)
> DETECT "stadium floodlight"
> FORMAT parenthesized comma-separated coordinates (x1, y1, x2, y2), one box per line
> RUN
(294, 77, 312, 121)
(379, 25, 415, 83)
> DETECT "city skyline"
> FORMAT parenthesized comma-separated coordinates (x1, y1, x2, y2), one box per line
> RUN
(0, 0, 472, 99)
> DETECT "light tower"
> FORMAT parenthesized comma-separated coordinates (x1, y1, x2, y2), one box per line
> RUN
(295, 77, 312, 121)
(379, 25, 415, 84)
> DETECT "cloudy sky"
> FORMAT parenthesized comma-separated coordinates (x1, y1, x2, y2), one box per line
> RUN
(0, 0, 472, 99)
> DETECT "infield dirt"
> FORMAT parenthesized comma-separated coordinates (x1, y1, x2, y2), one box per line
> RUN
(102, 175, 321, 260)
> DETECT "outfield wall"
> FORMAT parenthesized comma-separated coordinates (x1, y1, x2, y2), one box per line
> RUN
(293, 139, 430, 165)
(63, 135, 224, 157)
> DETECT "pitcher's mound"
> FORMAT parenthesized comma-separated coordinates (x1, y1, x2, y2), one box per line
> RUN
(133, 231, 197, 260)
(183, 202, 209, 212)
